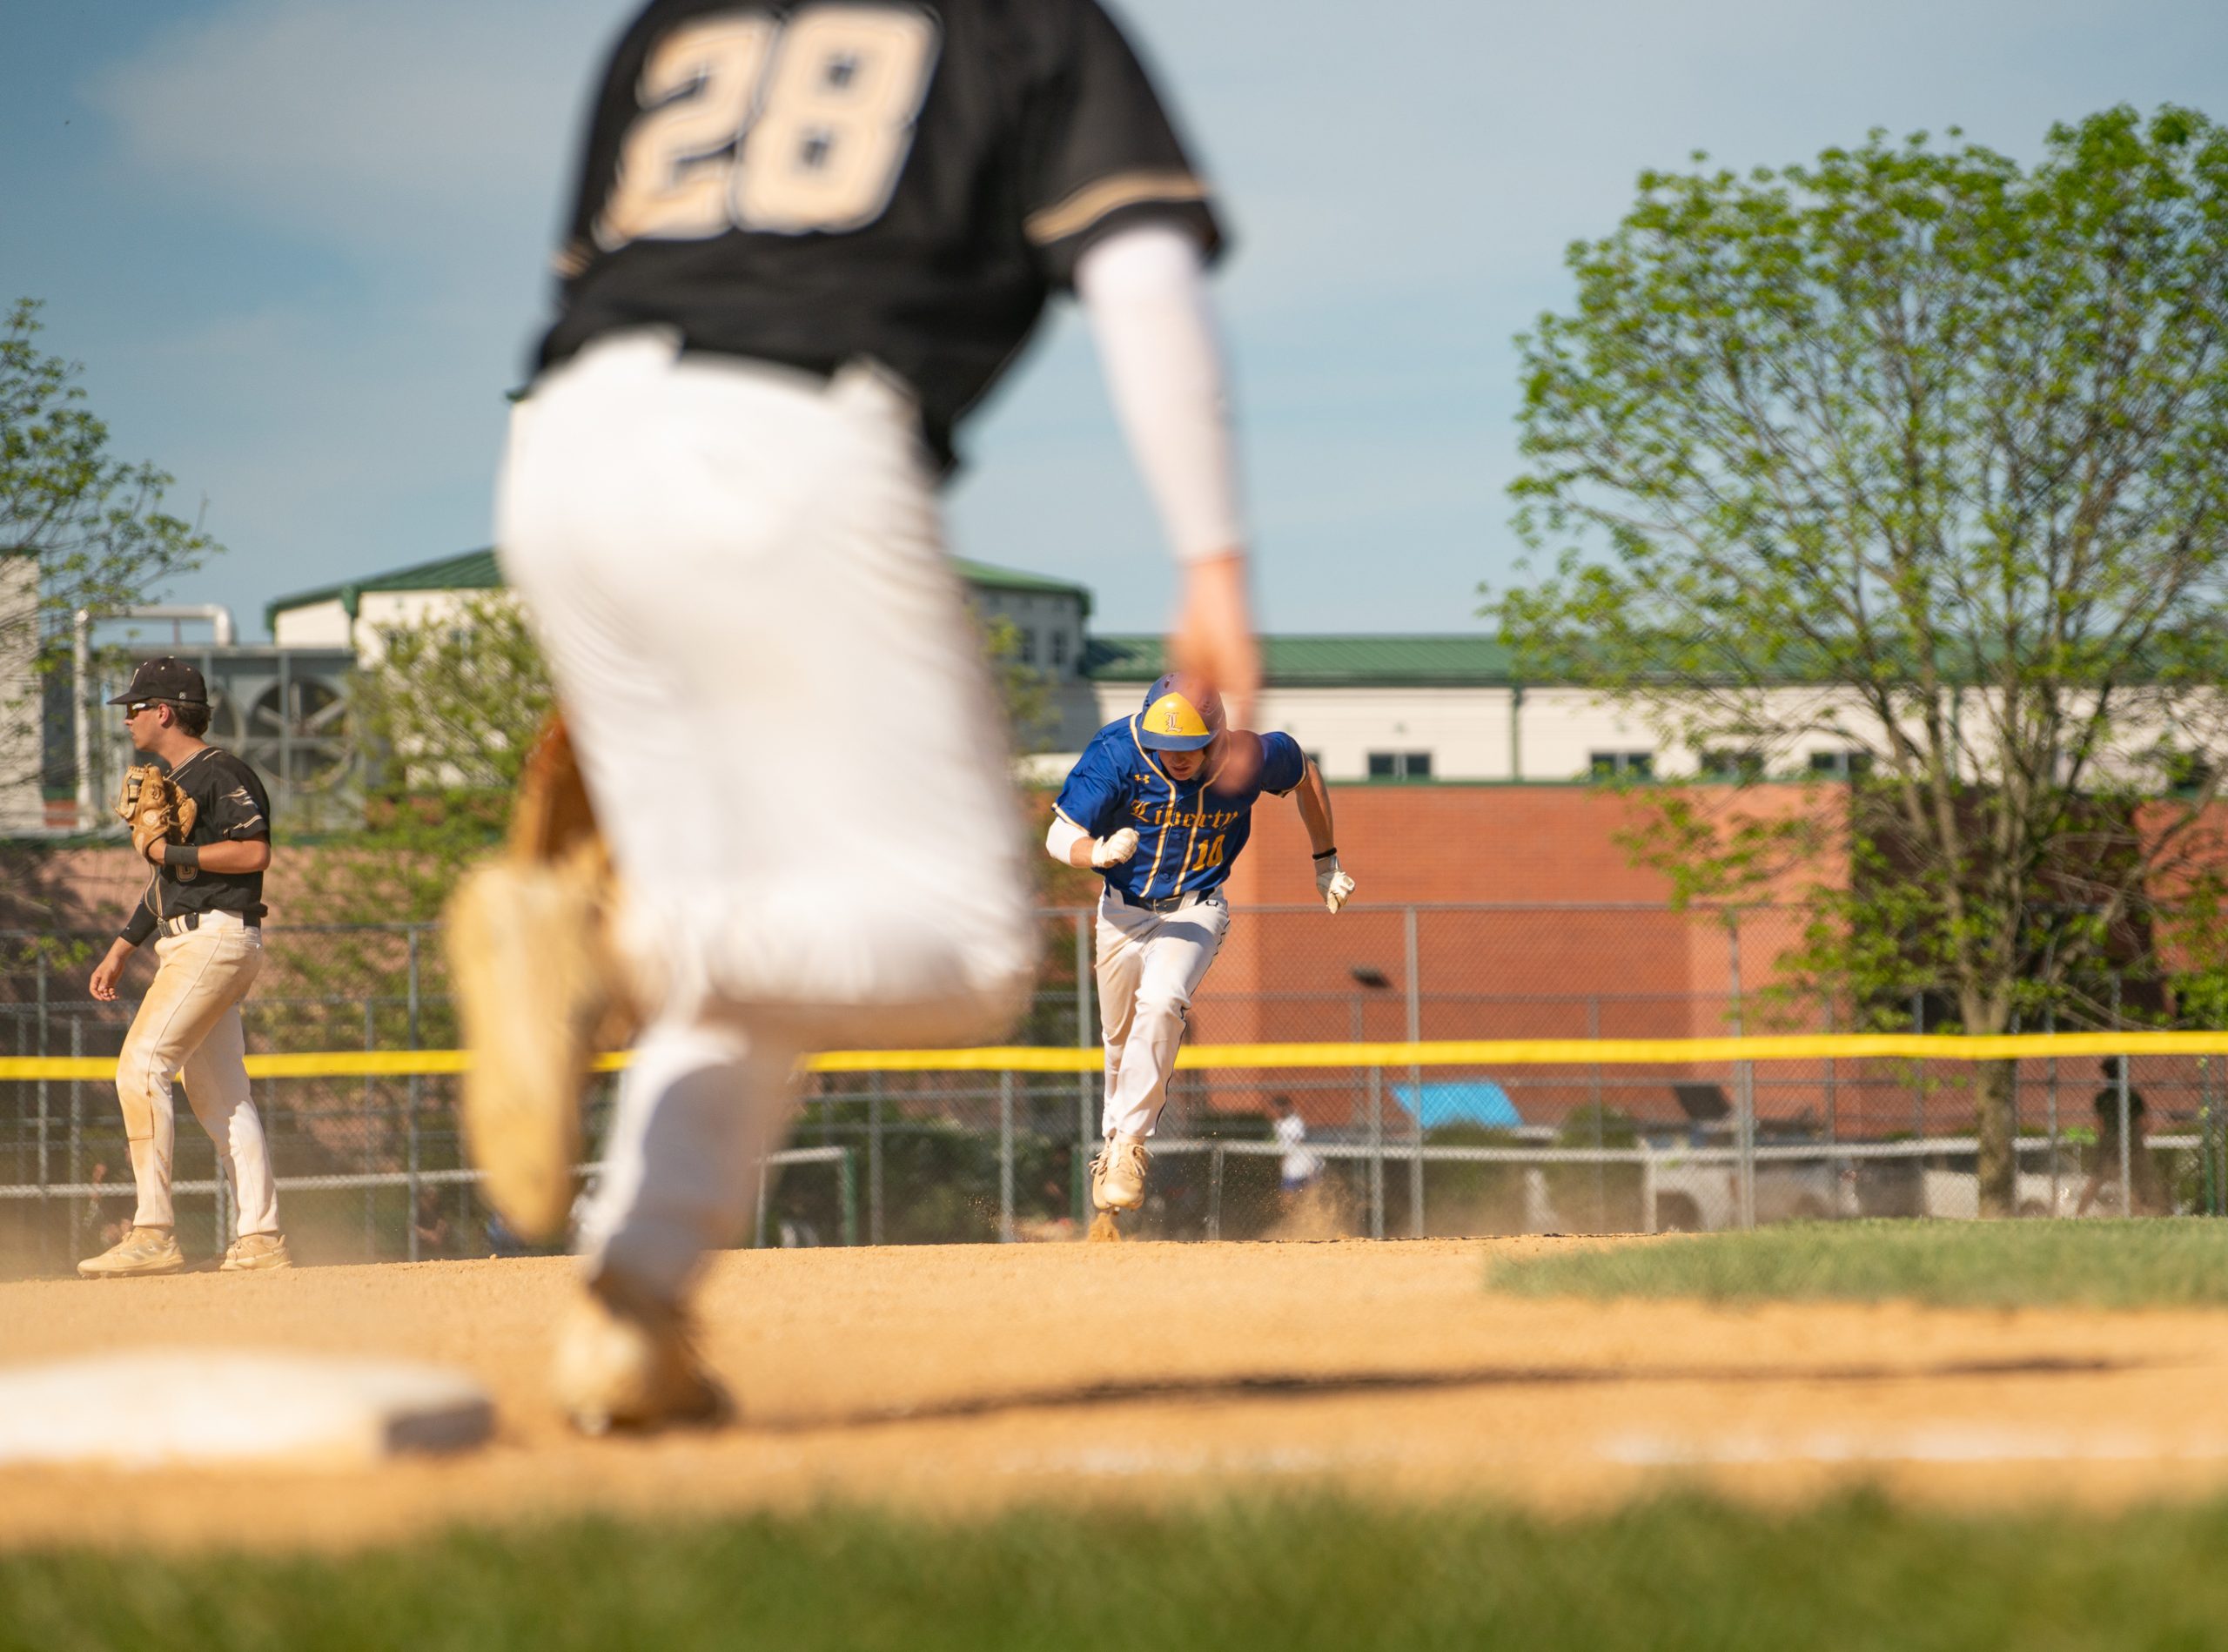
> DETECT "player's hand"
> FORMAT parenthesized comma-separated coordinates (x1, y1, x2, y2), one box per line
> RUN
(1091, 828, 1140, 868)
(1171, 551, 1259, 785)
(1314, 851, 1355, 914)
(89, 949, 127, 1002)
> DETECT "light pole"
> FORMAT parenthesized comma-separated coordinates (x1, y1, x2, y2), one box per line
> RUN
(1352, 966, 1392, 1238)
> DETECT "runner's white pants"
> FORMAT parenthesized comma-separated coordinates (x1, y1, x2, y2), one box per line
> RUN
(114, 914, 280, 1238)
(497, 332, 1036, 1301)
(1096, 889, 1229, 1139)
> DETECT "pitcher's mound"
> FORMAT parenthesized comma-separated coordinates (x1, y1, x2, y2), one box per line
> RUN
(0, 1349, 493, 1469)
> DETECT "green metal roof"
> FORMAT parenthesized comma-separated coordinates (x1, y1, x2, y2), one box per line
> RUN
(265, 547, 502, 631)
(1084, 634, 1515, 688)
(269, 548, 1090, 630)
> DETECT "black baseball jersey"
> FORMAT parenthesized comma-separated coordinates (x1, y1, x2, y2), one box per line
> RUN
(120, 747, 272, 944)
(534, 0, 1224, 466)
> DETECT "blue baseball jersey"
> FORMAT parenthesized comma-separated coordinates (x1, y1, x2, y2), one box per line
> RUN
(1054, 718, 1307, 903)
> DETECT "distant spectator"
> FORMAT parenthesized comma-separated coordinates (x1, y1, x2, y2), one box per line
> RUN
(411, 1187, 452, 1258)
(87, 1159, 130, 1249)
(1272, 1095, 1322, 1199)
(2077, 1058, 2170, 1216)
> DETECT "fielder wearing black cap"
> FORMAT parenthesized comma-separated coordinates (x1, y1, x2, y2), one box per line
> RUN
(106, 656, 211, 708)
(77, 654, 292, 1279)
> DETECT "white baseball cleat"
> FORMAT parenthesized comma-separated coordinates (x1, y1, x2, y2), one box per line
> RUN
(219, 1232, 292, 1272)
(553, 1285, 729, 1436)
(1091, 1134, 1151, 1213)
(77, 1226, 185, 1279)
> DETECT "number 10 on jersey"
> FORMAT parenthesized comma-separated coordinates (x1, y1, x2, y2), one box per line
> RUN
(597, 5, 940, 247)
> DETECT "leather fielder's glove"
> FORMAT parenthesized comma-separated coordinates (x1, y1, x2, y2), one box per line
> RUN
(116, 764, 198, 860)
(1314, 851, 1355, 914)
(446, 714, 633, 1243)
(1091, 827, 1140, 868)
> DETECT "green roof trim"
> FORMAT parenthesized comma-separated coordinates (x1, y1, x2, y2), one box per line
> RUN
(266, 547, 502, 631)
(269, 548, 1092, 631)
(951, 558, 1093, 618)
(1084, 634, 1515, 688)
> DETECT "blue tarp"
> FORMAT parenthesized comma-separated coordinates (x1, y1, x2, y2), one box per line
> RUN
(1391, 1080, 1521, 1131)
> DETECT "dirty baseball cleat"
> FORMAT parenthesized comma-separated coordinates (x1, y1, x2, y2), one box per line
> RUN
(553, 1281, 729, 1436)
(1091, 1134, 1151, 1213)
(446, 848, 614, 1243)
(77, 1226, 185, 1279)
(219, 1232, 292, 1272)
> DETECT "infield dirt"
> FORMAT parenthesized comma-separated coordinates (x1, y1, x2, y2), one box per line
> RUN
(8, 1236, 2228, 1551)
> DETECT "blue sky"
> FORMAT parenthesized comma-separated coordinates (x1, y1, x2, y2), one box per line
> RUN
(5, 0, 2226, 641)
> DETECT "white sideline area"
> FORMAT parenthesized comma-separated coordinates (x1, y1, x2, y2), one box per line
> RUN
(0, 1349, 493, 1468)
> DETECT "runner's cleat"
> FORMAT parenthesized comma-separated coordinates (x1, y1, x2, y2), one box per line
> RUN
(553, 1283, 729, 1436)
(219, 1232, 292, 1271)
(1091, 1134, 1150, 1212)
(77, 1226, 185, 1279)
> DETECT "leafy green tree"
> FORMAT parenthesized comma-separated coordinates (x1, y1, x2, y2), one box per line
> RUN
(1493, 108, 2228, 1214)
(2, 299, 219, 809)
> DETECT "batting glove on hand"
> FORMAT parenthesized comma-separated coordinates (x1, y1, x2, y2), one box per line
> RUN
(1314, 851, 1355, 914)
(1091, 827, 1141, 868)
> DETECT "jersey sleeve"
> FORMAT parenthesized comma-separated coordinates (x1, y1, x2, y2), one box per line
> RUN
(1257, 732, 1305, 796)
(1018, 0, 1225, 288)
(1054, 730, 1130, 837)
(203, 763, 271, 841)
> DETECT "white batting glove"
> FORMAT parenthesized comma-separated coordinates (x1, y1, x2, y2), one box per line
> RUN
(1314, 851, 1355, 914)
(1091, 827, 1141, 868)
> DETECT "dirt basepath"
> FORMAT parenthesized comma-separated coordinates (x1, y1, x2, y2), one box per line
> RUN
(7, 1237, 2228, 1550)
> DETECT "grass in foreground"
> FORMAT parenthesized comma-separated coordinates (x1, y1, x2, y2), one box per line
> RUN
(9, 1494, 2228, 1651)
(1489, 1218, 2228, 1309)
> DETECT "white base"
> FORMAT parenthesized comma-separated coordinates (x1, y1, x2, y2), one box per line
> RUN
(0, 1349, 493, 1469)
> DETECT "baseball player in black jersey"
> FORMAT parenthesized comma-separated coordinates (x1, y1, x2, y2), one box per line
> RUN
(78, 658, 292, 1278)
(483, 0, 1258, 1431)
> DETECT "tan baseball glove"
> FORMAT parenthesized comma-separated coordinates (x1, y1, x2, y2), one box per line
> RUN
(446, 714, 633, 1242)
(115, 764, 198, 859)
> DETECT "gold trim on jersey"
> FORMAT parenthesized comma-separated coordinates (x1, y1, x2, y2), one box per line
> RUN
(1024, 171, 1211, 245)
(1127, 715, 1178, 898)
(552, 241, 593, 279)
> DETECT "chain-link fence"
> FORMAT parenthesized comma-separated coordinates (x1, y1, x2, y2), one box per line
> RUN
(4, 905, 2225, 1278)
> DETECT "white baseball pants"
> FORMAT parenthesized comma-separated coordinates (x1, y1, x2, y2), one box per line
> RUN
(1095, 889, 1229, 1139)
(497, 332, 1036, 1302)
(115, 914, 280, 1238)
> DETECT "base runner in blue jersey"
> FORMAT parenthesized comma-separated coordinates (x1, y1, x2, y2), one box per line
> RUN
(1047, 675, 1357, 1231)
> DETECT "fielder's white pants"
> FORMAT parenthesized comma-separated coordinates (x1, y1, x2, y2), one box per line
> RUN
(1096, 889, 1229, 1140)
(497, 332, 1036, 1301)
(114, 914, 280, 1238)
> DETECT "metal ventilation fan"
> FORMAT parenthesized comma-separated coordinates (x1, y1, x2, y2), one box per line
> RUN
(238, 675, 352, 792)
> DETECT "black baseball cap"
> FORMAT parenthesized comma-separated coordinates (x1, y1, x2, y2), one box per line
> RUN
(107, 656, 210, 707)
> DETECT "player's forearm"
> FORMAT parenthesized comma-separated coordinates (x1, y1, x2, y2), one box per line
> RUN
(152, 837, 270, 874)
(1294, 762, 1337, 857)
(1075, 225, 1243, 565)
(1047, 814, 1093, 868)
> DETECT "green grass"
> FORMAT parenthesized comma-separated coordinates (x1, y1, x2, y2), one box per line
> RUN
(1489, 1218, 2228, 1309)
(10, 1494, 2228, 1650)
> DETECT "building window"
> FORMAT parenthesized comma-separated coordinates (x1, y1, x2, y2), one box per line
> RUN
(1018, 628, 1037, 665)
(1588, 751, 1654, 781)
(1809, 749, 1873, 781)
(1701, 748, 1765, 782)
(2164, 751, 2215, 796)
(1050, 628, 1068, 668)
(1367, 751, 1433, 781)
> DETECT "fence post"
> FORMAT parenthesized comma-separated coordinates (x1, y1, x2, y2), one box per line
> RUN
(868, 1077, 884, 1246)
(1911, 992, 1926, 1138)
(839, 1148, 859, 1246)
(998, 1070, 1016, 1244)
(1074, 912, 1093, 1225)
(1405, 904, 1423, 1239)
(1208, 1141, 1225, 1241)
(36, 950, 50, 1268)
(363, 997, 376, 1259)
(1728, 915, 1755, 1230)
(1588, 995, 1604, 1232)
(2046, 1004, 2060, 1217)
(1367, 1064, 1385, 1240)
(2117, 1032, 2134, 1219)
(69, 1017, 84, 1261)
(406, 926, 422, 1264)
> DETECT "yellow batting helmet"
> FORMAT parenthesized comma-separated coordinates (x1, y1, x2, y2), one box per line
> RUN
(1137, 673, 1224, 751)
